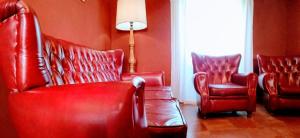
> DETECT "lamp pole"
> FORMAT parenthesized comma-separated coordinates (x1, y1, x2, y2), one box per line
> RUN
(128, 22, 136, 73)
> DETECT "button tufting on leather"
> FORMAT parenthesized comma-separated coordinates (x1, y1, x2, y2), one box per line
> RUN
(192, 54, 241, 84)
(258, 55, 300, 87)
(42, 35, 121, 86)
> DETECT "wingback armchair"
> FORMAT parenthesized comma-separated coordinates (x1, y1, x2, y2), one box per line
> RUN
(191, 53, 257, 118)
(257, 55, 300, 112)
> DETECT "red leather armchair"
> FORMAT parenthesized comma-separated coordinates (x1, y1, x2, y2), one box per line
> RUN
(257, 55, 300, 112)
(191, 53, 257, 118)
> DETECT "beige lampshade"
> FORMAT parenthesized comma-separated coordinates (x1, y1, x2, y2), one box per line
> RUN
(116, 0, 147, 31)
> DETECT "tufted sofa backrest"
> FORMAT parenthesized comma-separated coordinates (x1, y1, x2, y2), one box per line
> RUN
(42, 35, 124, 86)
(192, 53, 241, 84)
(257, 55, 300, 86)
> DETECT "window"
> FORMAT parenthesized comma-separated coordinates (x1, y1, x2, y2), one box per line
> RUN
(171, 0, 253, 102)
(185, 0, 248, 72)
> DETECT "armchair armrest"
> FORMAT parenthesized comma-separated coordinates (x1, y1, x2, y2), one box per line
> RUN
(258, 73, 279, 111)
(232, 73, 258, 88)
(193, 72, 209, 96)
(8, 81, 145, 138)
(258, 73, 278, 96)
(122, 71, 165, 87)
(232, 73, 258, 112)
(194, 72, 210, 113)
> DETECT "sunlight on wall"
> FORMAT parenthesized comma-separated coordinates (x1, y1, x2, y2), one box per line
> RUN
(185, 0, 247, 71)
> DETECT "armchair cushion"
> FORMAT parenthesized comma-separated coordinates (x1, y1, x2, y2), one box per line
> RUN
(209, 83, 248, 96)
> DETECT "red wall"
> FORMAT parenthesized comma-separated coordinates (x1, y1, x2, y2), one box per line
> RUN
(253, 0, 287, 57)
(110, 0, 171, 85)
(23, 0, 171, 84)
(24, 0, 111, 50)
(24, 0, 294, 85)
(253, 0, 300, 57)
(287, 0, 300, 55)
(253, 0, 289, 72)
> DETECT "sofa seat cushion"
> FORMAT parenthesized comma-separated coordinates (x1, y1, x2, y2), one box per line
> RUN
(9, 82, 138, 138)
(279, 85, 300, 96)
(145, 99, 187, 138)
(209, 83, 248, 96)
(145, 86, 173, 100)
(145, 99, 186, 127)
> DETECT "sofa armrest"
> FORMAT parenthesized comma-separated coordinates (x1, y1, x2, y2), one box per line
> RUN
(258, 73, 278, 96)
(122, 71, 165, 87)
(130, 77, 147, 133)
(193, 72, 209, 96)
(8, 81, 145, 138)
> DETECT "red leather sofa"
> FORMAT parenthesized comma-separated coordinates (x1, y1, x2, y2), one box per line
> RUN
(257, 55, 300, 112)
(0, 0, 187, 138)
(191, 53, 258, 118)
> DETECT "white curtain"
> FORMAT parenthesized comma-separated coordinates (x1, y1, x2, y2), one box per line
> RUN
(171, 0, 254, 103)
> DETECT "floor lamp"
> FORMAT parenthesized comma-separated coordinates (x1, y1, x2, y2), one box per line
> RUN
(116, 0, 147, 73)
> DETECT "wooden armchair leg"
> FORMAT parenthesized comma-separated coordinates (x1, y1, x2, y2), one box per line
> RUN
(197, 108, 207, 119)
(199, 112, 207, 119)
(200, 113, 207, 119)
(247, 111, 252, 117)
(232, 111, 238, 115)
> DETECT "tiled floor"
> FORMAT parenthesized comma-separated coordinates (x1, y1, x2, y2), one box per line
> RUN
(180, 104, 300, 138)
